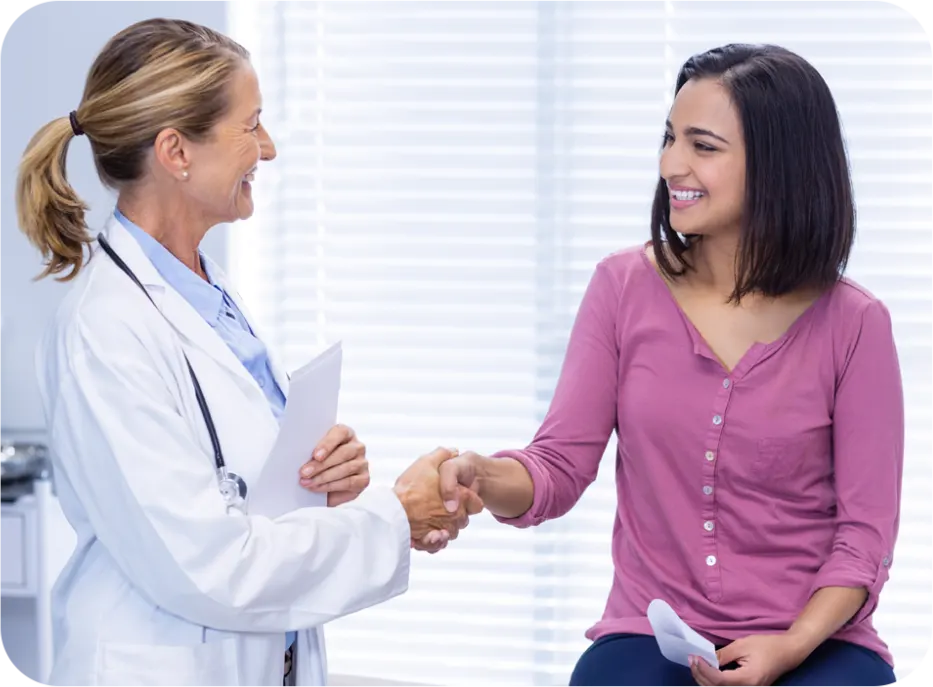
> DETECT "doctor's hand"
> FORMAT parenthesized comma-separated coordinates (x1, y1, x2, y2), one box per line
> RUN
(298, 424, 370, 507)
(392, 448, 484, 543)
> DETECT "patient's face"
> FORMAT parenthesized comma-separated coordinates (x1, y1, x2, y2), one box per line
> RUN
(659, 77, 746, 239)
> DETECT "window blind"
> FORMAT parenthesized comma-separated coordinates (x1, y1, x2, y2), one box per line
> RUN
(227, 2, 931, 683)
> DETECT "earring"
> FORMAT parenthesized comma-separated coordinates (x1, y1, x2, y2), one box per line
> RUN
(182, 170, 189, 180)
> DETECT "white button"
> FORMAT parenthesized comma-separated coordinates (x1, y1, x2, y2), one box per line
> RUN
(706, 555, 717, 566)
(705, 450, 715, 461)
(259, 378, 266, 388)
(704, 521, 714, 531)
(712, 414, 723, 425)
(703, 485, 713, 495)
(722, 378, 731, 389)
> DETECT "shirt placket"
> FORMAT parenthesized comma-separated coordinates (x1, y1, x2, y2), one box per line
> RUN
(702, 373, 735, 602)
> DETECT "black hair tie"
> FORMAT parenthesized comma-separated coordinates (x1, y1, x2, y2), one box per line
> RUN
(69, 111, 84, 137)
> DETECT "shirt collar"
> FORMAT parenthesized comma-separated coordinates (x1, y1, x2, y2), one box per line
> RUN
(114, 208, 225, 324)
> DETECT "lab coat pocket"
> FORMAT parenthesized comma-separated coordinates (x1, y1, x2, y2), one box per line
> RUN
(95, 636, 239, 686)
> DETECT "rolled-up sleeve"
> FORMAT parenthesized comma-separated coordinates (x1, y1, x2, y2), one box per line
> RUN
(493, 259, 621, 528)
(809, 299, 904, 625)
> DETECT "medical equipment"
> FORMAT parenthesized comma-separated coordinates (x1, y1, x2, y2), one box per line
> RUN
(97, 234, 248, 512)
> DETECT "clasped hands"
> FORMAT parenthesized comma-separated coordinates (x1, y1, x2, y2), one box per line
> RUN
(298, 425, 482, 549)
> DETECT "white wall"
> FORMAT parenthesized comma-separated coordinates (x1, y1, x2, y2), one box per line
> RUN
(1, 0, 229, 438)
(1, 3, 229, 682)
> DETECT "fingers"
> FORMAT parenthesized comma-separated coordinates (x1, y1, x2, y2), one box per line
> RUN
(715, 641, 742, 667)
(411, 530, 450, 554)
(301, 439, 365, 479)
(690, 657, 745, 687)
(690, 657, 720, 686)
(306, 464, 370, 494)
(422, 446, 459, 470)
(459, 485, 484, 515)
(311, 424, 356, 462)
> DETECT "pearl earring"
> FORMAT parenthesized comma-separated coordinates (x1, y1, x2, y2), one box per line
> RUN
(182, 170, 189, 179)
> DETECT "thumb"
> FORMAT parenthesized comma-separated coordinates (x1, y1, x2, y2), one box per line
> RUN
(458, 485, 484, 515)
(438, 458, 464, 513)
(716, 639, 744, 667)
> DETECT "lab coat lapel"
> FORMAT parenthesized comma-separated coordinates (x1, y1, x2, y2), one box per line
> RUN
(204, 254, 291, 398)
(101, 216, 259, 392)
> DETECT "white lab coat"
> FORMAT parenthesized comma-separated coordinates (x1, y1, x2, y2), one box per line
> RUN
(36, 215, 411, 685)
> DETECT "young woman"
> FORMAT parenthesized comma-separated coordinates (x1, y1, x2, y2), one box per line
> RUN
(432, 44, 902, 686)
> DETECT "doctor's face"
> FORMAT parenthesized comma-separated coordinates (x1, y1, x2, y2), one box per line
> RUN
(184, 62, 276, 224)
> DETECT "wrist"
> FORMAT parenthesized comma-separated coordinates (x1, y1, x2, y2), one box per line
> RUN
(782, 626, 819, 665)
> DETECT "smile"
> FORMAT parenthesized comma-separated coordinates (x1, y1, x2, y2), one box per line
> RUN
(670, 189, 704, 201)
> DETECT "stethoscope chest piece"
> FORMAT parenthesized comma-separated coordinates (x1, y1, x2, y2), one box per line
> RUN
(218, 471, 248, 510)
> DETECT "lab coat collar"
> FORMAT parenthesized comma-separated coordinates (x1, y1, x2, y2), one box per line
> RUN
(200, 251, 291, 398)
(99, 215, 259, 392)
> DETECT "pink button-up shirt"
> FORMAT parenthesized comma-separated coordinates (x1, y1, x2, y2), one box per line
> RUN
(495, 245, 903, 666)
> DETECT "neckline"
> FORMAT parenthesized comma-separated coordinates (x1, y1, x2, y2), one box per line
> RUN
(637, 241, 834, 376)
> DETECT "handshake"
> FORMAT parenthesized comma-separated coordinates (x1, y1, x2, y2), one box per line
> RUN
(392, 448, 483, 554)
(298, 426, 490, 553)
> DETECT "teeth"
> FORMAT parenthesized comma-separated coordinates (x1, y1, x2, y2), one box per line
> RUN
(671, 189, 704, 201)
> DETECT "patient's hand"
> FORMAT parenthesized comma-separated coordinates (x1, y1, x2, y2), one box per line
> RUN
(393, 448, 483, 544)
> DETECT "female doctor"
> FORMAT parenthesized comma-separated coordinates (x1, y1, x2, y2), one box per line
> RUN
(15, 18, 479, 686)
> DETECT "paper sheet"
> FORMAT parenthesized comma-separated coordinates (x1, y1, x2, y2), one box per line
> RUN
(248, 342, 342, 519)
(647, 599, 719, 669)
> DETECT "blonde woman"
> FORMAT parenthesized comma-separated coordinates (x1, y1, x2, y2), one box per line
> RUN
(17, 18, 479, 686)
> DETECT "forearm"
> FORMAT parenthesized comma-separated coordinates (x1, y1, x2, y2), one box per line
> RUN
(786, 586, 868, 656)
(474, 454, 535, 519)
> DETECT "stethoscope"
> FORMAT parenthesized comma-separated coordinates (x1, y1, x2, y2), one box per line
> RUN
(97, 233, 249, 513)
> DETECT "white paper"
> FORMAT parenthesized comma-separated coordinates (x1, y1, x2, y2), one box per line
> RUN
(647, 599, 719, 669)
(249, 342, 342, 518)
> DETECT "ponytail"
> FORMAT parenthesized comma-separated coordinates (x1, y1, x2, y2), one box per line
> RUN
(16, 115, 91, 281)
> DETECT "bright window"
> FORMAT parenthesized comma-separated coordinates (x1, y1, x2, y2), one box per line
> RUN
(227, 2, 931, 683)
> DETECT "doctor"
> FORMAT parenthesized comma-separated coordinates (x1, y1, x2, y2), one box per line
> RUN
(15, 18, 480, 686)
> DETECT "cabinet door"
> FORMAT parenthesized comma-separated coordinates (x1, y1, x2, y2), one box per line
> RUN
(1, 512, 26, 587)
(2, 501, 37, 596)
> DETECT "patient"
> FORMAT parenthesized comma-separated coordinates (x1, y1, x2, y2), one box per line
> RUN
(423, 44, 903, 687)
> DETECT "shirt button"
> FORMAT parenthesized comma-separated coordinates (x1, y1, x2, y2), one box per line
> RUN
(705, 450, 715, 461)
(712, 414, 723, 426)
(259, 378, 266, 388)
(703, 485, 713, 495)
(882, 556, 890, 567)
(722, 378, 731, 389)
(706, 555, 717, 566)
(704, 521, 715, 532)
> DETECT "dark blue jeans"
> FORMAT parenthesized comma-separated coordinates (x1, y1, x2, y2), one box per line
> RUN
(569, 633, 896, 686)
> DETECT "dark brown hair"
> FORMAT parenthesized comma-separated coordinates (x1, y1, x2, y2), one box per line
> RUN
(650, 44, 855, 302)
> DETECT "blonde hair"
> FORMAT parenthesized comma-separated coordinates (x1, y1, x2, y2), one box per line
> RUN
(15, 18, 250, 280)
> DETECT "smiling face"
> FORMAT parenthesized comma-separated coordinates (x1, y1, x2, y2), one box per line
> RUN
(182, 62, 276, 224)
(660, 77, 746, 239)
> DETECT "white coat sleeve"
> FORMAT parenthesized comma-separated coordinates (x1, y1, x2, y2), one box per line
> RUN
(43, 318, 411, 633)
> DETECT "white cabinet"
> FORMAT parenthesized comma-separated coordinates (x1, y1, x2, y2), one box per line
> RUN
(1, 480, 75, 683)
(2, 496, 38, 596)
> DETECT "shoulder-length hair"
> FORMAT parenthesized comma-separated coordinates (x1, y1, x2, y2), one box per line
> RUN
(650, 44, 855, 302)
